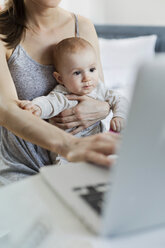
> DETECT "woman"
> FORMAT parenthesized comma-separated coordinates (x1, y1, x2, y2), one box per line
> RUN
(0, 0, 118, 184)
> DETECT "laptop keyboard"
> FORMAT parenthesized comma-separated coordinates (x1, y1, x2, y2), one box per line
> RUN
(73, 183, 111, 215)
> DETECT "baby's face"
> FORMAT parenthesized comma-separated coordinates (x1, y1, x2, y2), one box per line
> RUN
(58, 48, 99, 95)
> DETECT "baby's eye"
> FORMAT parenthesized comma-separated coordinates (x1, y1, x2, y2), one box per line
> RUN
(73, 71, 81, 76)
(90, 67, 96, 72)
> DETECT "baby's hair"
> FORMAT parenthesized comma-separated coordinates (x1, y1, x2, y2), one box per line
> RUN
(53, 37, 95, 72)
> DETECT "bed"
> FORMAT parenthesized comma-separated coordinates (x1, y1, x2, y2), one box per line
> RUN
(94, 24, 165, 128)
(95, 24, 165, 52)
(94, 24, 165, 94)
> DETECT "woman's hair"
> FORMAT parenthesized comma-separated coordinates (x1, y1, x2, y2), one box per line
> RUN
(0, 0, 26, 49)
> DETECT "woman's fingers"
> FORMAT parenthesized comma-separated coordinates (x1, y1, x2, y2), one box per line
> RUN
(54, 119, 99, 132)
(51, 107, 78, 125)
(66, 94, 87, 101)
(56, 107, 75, 117)
(66, 132, 120, 166)
(90, 134, 119, 155)
(53, 121, 81, 130)
(71, 125, 85, 134)
(52, 115, 78, 123)
(67, 150, 112, 167)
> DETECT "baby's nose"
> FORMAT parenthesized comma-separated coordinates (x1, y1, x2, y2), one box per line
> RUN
(82, 73, 91, 82)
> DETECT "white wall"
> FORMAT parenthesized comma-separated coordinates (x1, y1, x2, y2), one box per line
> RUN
(60, 0, 108, 24)
(60, 0, 165, 26)
(1, 0, 165, 26)
(0, 0, 4, 7)
(106, 0, 165, 26)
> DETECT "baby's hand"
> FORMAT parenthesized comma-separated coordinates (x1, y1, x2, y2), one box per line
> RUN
(110, 117, 125, 133)
(18, 100, 41, 117)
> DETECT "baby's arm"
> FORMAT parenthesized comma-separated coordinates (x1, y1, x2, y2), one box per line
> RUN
(19, 86, 78, 119)
(32, 90, 78, 119)
(104, 89, 129, 133)
(19, 93, 78, 120)
(19, 87, 78, 119)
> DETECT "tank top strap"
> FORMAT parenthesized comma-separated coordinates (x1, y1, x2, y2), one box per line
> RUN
(74, 14, 80, 37)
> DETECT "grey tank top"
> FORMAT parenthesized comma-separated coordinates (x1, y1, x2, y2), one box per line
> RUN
(0, 14, 80, 184)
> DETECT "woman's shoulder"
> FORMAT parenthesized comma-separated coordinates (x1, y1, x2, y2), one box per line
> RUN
(78, 15, 96, 36)
(0, 35, 12, 59)
(77, 15, 98, 49)
(59, 8, 96, 39)
(0, 36, 7, 55)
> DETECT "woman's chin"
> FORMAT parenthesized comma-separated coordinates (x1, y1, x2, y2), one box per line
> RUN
(35, 0, 61, 8)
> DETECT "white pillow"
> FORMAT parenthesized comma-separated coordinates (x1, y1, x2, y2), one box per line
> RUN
(99, 35, 157, 99)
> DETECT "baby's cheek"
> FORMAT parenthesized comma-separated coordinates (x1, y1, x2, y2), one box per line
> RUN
(74, 85, 82, 94)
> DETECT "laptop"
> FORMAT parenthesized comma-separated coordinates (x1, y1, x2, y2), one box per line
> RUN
(41, 55, 165, 238)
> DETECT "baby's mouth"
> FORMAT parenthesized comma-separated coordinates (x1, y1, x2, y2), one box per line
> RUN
(83, 85, 91, 88)
(83, 82, 93, 88)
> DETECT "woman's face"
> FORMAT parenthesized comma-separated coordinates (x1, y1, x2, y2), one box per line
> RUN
(26, 0, 61, 8)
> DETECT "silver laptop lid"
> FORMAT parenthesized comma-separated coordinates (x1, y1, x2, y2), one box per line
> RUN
(102, 55, 165, 237)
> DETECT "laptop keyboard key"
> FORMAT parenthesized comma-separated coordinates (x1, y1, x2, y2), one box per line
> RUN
(73, 183, 111, 215)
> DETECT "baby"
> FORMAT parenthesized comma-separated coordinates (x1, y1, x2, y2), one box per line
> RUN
(19, 37, 128, 164)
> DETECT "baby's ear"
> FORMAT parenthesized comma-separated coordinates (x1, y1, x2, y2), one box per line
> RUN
(53, 71, 63, 84)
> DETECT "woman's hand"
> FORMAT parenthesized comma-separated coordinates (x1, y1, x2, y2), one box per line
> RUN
(51, 95, 110, 134)
(60, 132, 120, 166)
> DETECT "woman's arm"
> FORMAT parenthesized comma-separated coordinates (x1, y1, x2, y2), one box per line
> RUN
(52, 16, 110, 134)
(0, 40, 69, 153)
(0, 40, 118, 166)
